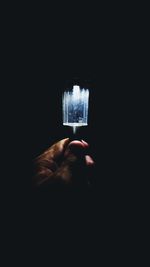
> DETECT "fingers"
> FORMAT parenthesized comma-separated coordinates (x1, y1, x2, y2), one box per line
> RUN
(64, 139, 95, 167)
(33, 138, 70, 187)
(58, 139, 95, 185)
(69, 140, 95, 165)
(33, 138, 95, 187)
(65, 140, 89, 157)
(36, 138, 70, 161)
(66, 140, 95, 166)
(69, 140, 89, 149)
(51, 138, 70, 160)
(85, 155, 95, 166)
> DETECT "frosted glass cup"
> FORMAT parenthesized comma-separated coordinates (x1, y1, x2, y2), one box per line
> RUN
(62, 85, 89, 134)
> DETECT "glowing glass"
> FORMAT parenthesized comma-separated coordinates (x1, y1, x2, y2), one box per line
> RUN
(62, 85, 89, 133)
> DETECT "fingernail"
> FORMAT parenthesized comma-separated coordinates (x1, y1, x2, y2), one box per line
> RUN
(81, 140, 89, 147)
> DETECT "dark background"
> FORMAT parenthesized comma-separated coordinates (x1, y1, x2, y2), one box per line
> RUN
(11, 8, 137, 198)
(3, 3, 139, 210)
(2, 4, 144, 264)
(27, 46, 134, 198)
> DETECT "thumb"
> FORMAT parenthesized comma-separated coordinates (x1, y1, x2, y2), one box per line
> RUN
(36, 138, 70, 162)
(33, 138, 70, 187)
(56, 140, 89, 185)
(64, 140, 89, 158)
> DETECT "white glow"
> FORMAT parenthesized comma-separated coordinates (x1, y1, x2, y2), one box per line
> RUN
(62, 85, 89, 134)
(73, 85, 80, 100)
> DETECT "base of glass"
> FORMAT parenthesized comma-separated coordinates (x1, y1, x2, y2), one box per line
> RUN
(63, 123, 88, 127)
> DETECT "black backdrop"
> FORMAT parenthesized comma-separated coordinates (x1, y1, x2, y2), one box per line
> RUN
(27, 51, 136, 251)
(8, 14, 136, 206)
(3, 5, 142, 263)
(8, 5, 136, 195)
(27, 51, 132, 196)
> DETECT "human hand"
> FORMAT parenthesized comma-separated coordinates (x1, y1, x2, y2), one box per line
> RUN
(33, 138, 95, 188)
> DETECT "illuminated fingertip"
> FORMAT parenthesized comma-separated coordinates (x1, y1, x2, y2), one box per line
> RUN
(81, 140, 89, 147)
(69, 140, 85, 148)
(85, 155, 95, 166)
